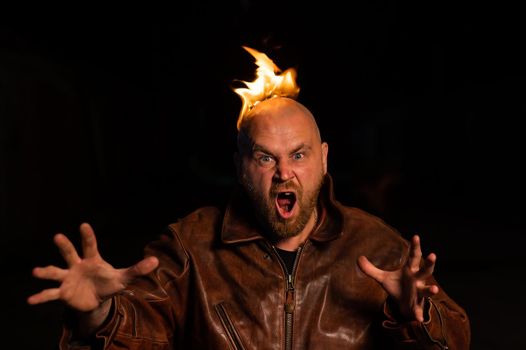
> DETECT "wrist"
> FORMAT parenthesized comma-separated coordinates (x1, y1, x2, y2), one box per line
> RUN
(384, 296, 432, 323)
(75, 298, 113, 338)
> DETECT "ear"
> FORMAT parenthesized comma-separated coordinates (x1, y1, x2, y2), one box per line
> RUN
(321, 142, 329, 174)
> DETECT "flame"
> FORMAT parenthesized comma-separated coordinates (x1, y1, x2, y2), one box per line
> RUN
(234, 46, 300, 130)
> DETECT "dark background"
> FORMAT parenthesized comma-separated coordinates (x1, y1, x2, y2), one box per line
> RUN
(1, 2, 525, 349)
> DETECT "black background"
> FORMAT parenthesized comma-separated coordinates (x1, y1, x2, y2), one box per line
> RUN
(1, 2, 525, 349)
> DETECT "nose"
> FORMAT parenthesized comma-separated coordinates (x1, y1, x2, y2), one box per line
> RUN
(274, 159, 295, 182)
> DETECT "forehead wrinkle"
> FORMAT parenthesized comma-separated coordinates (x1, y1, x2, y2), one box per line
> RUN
(252, 142, 310, 157)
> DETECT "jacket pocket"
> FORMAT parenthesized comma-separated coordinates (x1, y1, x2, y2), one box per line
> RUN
(214, 302, 246, 350)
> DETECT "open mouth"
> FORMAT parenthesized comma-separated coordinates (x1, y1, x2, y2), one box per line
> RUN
(276, 191, 297, 219)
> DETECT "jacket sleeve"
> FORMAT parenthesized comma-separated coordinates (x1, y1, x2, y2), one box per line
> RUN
(381, 286, 471, 349)
(59, 225, 191, 350)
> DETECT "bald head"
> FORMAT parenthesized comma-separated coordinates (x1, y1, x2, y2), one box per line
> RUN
(234, 97, 329, 242)
(237, 97, 322, 154)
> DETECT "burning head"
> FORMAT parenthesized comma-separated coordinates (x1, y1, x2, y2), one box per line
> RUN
(233, 47, 328, 241)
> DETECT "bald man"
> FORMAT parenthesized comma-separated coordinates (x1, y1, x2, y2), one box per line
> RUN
(29, 97, 470, 349)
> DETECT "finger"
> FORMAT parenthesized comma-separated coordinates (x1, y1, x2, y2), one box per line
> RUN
(27, 288, 61, 305)
(413, 305, 425, 323)
(415, 253, 436, 280)
(408, 235, 422, 271)
(32, 266, 68, 281)
(80, 223, 99, 259)
(418, 284, 439, 298)
(54, 233, 81, 267)
(123, 256, 159, 281)
(357, 256, 386, 283)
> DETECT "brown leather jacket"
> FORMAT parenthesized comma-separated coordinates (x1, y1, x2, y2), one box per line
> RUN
(61, 175, 470, 349)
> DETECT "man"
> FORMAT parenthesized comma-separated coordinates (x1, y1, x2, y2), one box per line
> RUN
(28, 95, 470, 349)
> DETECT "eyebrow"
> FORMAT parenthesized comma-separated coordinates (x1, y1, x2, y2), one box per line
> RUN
(251, 144, 273, 155)
(290, 143, 312, 155)
(251, 143, 312, 156)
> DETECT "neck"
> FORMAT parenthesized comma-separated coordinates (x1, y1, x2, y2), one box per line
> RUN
(275, 208, 318, 251)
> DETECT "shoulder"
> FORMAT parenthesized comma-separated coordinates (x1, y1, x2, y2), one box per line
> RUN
(164, 206, 224, 243)
(337, 203, 396, 233)
(337, 204, 409, 267)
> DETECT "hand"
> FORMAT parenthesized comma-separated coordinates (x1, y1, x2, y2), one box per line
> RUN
(28, 223, 159, 313)
(357, 234, 439, 322)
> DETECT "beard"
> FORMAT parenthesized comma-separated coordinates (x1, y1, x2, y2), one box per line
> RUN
(241, 172, 324, 239)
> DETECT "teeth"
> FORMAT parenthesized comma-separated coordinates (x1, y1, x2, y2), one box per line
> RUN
(277, 192, 294, 200)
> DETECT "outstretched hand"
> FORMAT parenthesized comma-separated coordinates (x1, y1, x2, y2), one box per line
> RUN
(28, 223, 159, 312)
(357, 235, 439, 322)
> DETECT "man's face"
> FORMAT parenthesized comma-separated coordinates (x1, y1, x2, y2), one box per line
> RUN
(237, 98, 328, 239)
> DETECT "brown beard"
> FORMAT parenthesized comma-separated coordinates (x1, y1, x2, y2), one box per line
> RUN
(241, 172, 324, 239)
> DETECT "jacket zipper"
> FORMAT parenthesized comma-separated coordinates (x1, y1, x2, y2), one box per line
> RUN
(215, 302, 246, 350)
(272, 244, 303, 350)
(285, 273, 295, 350)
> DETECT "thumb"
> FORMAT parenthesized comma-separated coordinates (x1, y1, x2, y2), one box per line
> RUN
(357, 255, 385, 283)
(124, 256, 159, 280)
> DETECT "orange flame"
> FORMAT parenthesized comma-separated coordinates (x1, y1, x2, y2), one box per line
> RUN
(234, 46, 300, 130)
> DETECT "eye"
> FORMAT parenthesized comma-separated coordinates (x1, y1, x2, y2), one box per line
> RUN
(256, 154, 275, 167)
(292, 152, 304, 160)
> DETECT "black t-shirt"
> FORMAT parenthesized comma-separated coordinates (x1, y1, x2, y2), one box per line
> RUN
(275, 247, 297, 275)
